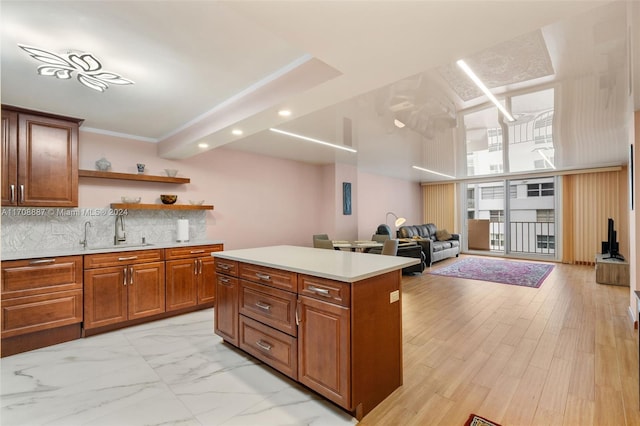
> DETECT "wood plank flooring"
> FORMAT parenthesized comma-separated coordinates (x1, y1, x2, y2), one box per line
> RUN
(359, 256, 640, 426)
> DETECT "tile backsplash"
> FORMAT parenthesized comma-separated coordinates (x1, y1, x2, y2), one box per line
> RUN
(1, 207, 207, 253)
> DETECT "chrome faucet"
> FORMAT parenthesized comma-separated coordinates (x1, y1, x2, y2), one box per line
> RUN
(114, 215, 126, 245)
(80, 221, 92, 249)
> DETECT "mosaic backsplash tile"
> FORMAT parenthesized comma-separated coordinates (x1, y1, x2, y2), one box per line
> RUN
(1, 207, 207, 253)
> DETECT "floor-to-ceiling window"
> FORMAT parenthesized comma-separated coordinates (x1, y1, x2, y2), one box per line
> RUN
(461, 88, 558, 259)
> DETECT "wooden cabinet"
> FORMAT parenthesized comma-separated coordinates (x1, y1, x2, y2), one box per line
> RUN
(214, 259, 239, 345)
(1, 106, 81, 207)
(213, 253, 404, 420)
(84, 249, 165, 330)
(165, 244, 223, 311)
(1, 256, 83, 356)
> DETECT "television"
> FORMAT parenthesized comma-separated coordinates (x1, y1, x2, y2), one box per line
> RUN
(602, 218, 624, 261)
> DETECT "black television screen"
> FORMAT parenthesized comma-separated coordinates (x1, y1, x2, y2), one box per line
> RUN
(603, 217, 624, 260)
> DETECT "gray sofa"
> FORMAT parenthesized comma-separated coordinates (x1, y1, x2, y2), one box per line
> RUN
(397, 223, 461, 267)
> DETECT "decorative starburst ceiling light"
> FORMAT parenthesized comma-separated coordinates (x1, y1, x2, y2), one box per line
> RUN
(18, 44, 134, 92)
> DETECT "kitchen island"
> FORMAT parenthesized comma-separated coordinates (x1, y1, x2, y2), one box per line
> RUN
(213, 245, 419, 420)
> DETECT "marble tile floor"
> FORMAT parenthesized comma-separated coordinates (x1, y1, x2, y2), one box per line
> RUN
(1, 309, 358, 426)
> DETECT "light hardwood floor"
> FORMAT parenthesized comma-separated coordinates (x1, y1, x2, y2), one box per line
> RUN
(359, 256, 640, 426)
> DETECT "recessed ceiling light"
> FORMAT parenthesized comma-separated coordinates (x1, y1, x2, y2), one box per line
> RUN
(18, 44, 134, 92)
(232, 129, 243, 136)
(456, 59, 515, 122)
(394, 119, 405, 128)
(278, 110, 292, 117)
(198, 143, 209, 149)
(269, 128, 357, 153)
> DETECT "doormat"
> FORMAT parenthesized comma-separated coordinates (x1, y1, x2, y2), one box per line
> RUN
(430, 257, 554, 288)
(464, 413, 501, 426)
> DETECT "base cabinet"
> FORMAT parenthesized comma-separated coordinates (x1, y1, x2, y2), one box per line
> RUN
(165, 244, 222, 311)
(214, 257, 402, 420)
(1, 256, 83, 356)
(298, 295, 351, 408)
(84, 250, 165, 330)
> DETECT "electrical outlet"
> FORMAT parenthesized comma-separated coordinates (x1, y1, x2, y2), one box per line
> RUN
(389, 290, 400, 303)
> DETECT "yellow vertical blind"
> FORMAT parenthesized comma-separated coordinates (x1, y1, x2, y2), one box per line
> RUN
(562, 168, 628, 264)
(422, 183, 457, 232)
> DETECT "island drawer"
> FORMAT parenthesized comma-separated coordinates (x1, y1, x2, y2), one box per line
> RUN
(239, 315, 297, 380)
(215, 258, 238, 276)
(1, 256, 83, 298)
(165, 244, 223, 260)
(84, 249, 164, 269)
(239, 280, 297, 337)
(239, 263, 297, 293)
(298, 275, 350, 307)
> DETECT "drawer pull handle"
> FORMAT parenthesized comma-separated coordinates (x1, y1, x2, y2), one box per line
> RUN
(308, 285, 331, 297)
(190, 249, 205, 254)
(255, 301, 271, 311)
(255, 340, 272, 351)
(118, 256, 138, 261)
(29, 259, 56, 265)
(255, 273, 271, 281)
(123, 267, 128, 286)
(9, 184, 15, 203)
(218, 264, 230, 270)
(129, 266, 134, 285)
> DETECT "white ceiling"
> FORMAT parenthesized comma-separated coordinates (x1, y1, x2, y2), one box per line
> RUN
(2, 0, 637, 182)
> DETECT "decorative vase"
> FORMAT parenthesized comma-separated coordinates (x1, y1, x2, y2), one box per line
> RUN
(95, 157, 111, 171)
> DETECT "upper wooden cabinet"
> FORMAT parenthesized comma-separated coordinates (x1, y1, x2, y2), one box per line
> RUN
(1, 106, 82, 207)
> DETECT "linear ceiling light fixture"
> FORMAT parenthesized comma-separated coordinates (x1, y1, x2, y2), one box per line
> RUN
(269, 128, 357, 153)
(456, 59, 515, 122)
(412, 165, 456, 179)
(18, 44, 134, 92)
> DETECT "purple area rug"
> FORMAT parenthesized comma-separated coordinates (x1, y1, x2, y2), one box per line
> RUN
(430, 257, 554, 288)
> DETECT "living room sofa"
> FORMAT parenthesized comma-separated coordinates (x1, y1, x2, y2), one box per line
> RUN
(397, 223, 461, 267)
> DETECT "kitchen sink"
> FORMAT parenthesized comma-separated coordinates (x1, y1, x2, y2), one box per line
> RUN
(86, 243, 155, 251)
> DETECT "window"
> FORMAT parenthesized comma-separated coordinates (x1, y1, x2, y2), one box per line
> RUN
(509, 185, 517, 198)
(481, 186, 504, 199)
(537, 235, 555, 249)
(488, 128, 502, 152)
(527, 182, 554, 197)
(536, 209, 555, 222)
(490, 164, 503, 173)
(490, 210, 504, 223)
(464, 107, 503, 176)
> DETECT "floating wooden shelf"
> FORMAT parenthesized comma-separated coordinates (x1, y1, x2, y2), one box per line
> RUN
(111, 203, 213, 211)
(79, 169, 190, 184)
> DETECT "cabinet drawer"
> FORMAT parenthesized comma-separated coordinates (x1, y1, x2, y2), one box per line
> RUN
(1, 289, 83, 338)
(299, 275, 350, 307)
(239, 315, 297, 380)
(84, 249, 164, 269)
(239, 263, 297, 292)
(1, 256, 83, 298)
(165, 244, 223, 260)
(215, 258, 238, 276)
(239, 280, 297, 337)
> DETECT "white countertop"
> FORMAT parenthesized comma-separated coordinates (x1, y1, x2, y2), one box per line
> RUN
(1, 240, 224, 261)
(213, 245, 420, 283)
